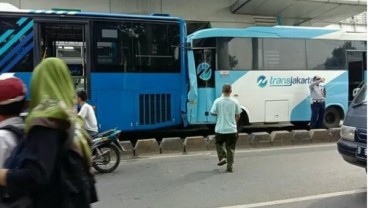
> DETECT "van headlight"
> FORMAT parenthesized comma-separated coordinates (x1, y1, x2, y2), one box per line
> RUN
(340, 125, 356, 141)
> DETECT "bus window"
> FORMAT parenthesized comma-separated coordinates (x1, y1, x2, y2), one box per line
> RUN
(217, 37, 262, 71)
(0, 17, 34, 72)
(194, 49, 215, 88)
(263, 39, 306, 70)
(38, 23, 87, 92)
(306, 40, 346, 70)
(93, 21, 180, 73)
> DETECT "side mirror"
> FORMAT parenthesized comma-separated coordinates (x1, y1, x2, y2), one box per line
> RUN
(352, 88, 360, 97)
(174, 47, 179, 60)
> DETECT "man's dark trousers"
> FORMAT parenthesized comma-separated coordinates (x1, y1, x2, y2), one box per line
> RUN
(310, 102, 325, 129)
(215, 133, 237, 170)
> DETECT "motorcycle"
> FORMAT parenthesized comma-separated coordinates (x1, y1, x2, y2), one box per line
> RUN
(92, 128, 124, 173)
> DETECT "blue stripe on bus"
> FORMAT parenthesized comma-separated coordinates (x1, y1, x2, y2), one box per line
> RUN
(0, 30, 14, 43)
(16, 17, 28, 26)
(0, 20, 33, 56)
(188, 27, 338, 41)
(2, 42, 33, 73)
(0, 33, 33, 68)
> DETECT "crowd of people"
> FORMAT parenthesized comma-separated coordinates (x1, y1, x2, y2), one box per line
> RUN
(0, 58, 98, 208)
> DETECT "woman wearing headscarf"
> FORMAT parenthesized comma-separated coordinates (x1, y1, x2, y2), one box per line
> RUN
(0, 58, 97, 208)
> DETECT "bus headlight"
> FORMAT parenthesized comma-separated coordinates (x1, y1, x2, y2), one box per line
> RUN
(340, 125, 356, 141)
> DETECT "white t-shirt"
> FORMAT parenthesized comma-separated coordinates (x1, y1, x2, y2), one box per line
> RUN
(210, 96, 241, 134)
(0, 130, 17, 168)
(78, 103, 98, 132)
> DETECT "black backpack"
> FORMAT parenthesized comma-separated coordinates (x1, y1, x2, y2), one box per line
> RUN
(0, 125, 98, 208)
(59, 125, 98, 208)
(0, 125, 24, 141)
(0, 125, 33, 208)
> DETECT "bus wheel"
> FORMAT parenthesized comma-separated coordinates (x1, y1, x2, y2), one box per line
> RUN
(323, 107, 342, 128)
(237, 111, 249, 133)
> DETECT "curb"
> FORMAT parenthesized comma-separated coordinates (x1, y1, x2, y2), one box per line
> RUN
(160, 137, 184, 153)
(183, 136, 207, 153)
(310, 129, 331, 143)
(270, 130, 292, 146)
(250, 132, 272, 148)
(134, 138, 160, 156)
(119, 128, 341, 156)
(291, 130, 311, 144)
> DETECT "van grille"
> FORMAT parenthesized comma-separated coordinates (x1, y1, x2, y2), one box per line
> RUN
(355, 128, 367, 143)
(139, 93, 171, 125)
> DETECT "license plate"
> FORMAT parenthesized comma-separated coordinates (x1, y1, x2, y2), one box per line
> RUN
(356, 146, 367, 160)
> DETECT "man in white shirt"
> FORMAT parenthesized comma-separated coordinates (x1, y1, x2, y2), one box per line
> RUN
(77, 90, 99, 137)
(210, 84, 241, 172)
(309, 75, 326, 129)
(0, 77, 26, 167)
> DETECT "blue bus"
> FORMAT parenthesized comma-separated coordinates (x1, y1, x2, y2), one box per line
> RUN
(186, 26, 367, 129)
(0, 8, 187, 132)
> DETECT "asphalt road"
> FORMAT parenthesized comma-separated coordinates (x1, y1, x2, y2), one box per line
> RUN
(93, 144, 367, 208)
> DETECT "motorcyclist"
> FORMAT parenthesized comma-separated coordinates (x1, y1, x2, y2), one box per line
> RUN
(76, 90, 99, 137)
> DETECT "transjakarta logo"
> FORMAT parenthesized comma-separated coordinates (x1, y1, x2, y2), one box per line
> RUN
(257, 75, 314, 87)
(257, 75, 268, 88)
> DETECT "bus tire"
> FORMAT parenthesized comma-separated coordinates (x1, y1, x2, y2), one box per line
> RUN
(237, 111, 249, 133)
(323, 107, 342, 129)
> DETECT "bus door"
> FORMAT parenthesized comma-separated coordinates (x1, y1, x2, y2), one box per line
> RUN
(346, 50, 367, 102)
(34, 21, 90, 93)
(194, 48, 216, 123)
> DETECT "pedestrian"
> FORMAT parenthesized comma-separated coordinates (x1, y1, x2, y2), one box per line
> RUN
(0, 58, 97, 208)
(210, 84, 241, 172)
(0, 77, 26, 168)
(77, 90, 99, 137)
(309, 75, 326, 129)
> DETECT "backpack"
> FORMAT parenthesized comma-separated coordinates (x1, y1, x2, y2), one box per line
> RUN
(59, 149, 98, 208)
(0, 125, 24, 168)
(0, 125, 23, 141)
(0, 125, 33, 208)
(59, 125, 98, 208)
(0, 125, 98, 208)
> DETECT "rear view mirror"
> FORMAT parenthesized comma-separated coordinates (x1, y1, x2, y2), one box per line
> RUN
(353, 88, 360, 97)
(174, 47, 179, 60)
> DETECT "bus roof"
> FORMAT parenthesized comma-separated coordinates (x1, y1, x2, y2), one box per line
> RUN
(187, 26, 367, 41)
(0, 8, 183, 22)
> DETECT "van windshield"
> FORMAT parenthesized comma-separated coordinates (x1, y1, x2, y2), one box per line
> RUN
(354, 84, 367, 105)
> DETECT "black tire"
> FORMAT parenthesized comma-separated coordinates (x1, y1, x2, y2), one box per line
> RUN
(291, 121, 310, 129)
(206, 124, 215, 134)
(237, 111, 248, 133)
(93, 144, 121, 173)
(323, 107, 341, 129)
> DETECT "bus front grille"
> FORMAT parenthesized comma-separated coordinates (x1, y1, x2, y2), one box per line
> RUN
(139, 93, 171, 125)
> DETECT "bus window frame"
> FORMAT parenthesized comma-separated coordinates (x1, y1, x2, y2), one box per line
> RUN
(91, 19, 181, 73)
(33, 18, 92, 96)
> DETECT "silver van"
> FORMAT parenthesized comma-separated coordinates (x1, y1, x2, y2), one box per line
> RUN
(337, 83, 367, 169)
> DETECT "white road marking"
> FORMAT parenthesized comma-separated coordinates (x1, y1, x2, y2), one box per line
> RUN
(136, 143, 336, 160)
(217, 189, 367, 208)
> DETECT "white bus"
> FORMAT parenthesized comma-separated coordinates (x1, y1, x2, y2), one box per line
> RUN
(186, 26, 367, 129)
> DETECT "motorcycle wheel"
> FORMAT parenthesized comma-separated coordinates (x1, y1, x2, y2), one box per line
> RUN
(93, 144, 121, 173)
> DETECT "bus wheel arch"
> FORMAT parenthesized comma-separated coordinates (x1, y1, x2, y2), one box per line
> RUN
(323, 105, 344, 129)
(238, 107, 250, 133)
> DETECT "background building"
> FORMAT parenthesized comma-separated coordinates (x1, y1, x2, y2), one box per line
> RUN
(2, 0, 367, 33)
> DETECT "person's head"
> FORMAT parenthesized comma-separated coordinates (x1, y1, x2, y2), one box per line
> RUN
(26, 58, 76, 133)
(26, 58, 92, 164)
(0, 77, 26, 120)
(28, 57, 75, 112)
(222, 84, 232, 95)
(77, 90, 87, 104)
(313, 75, 322, 81)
